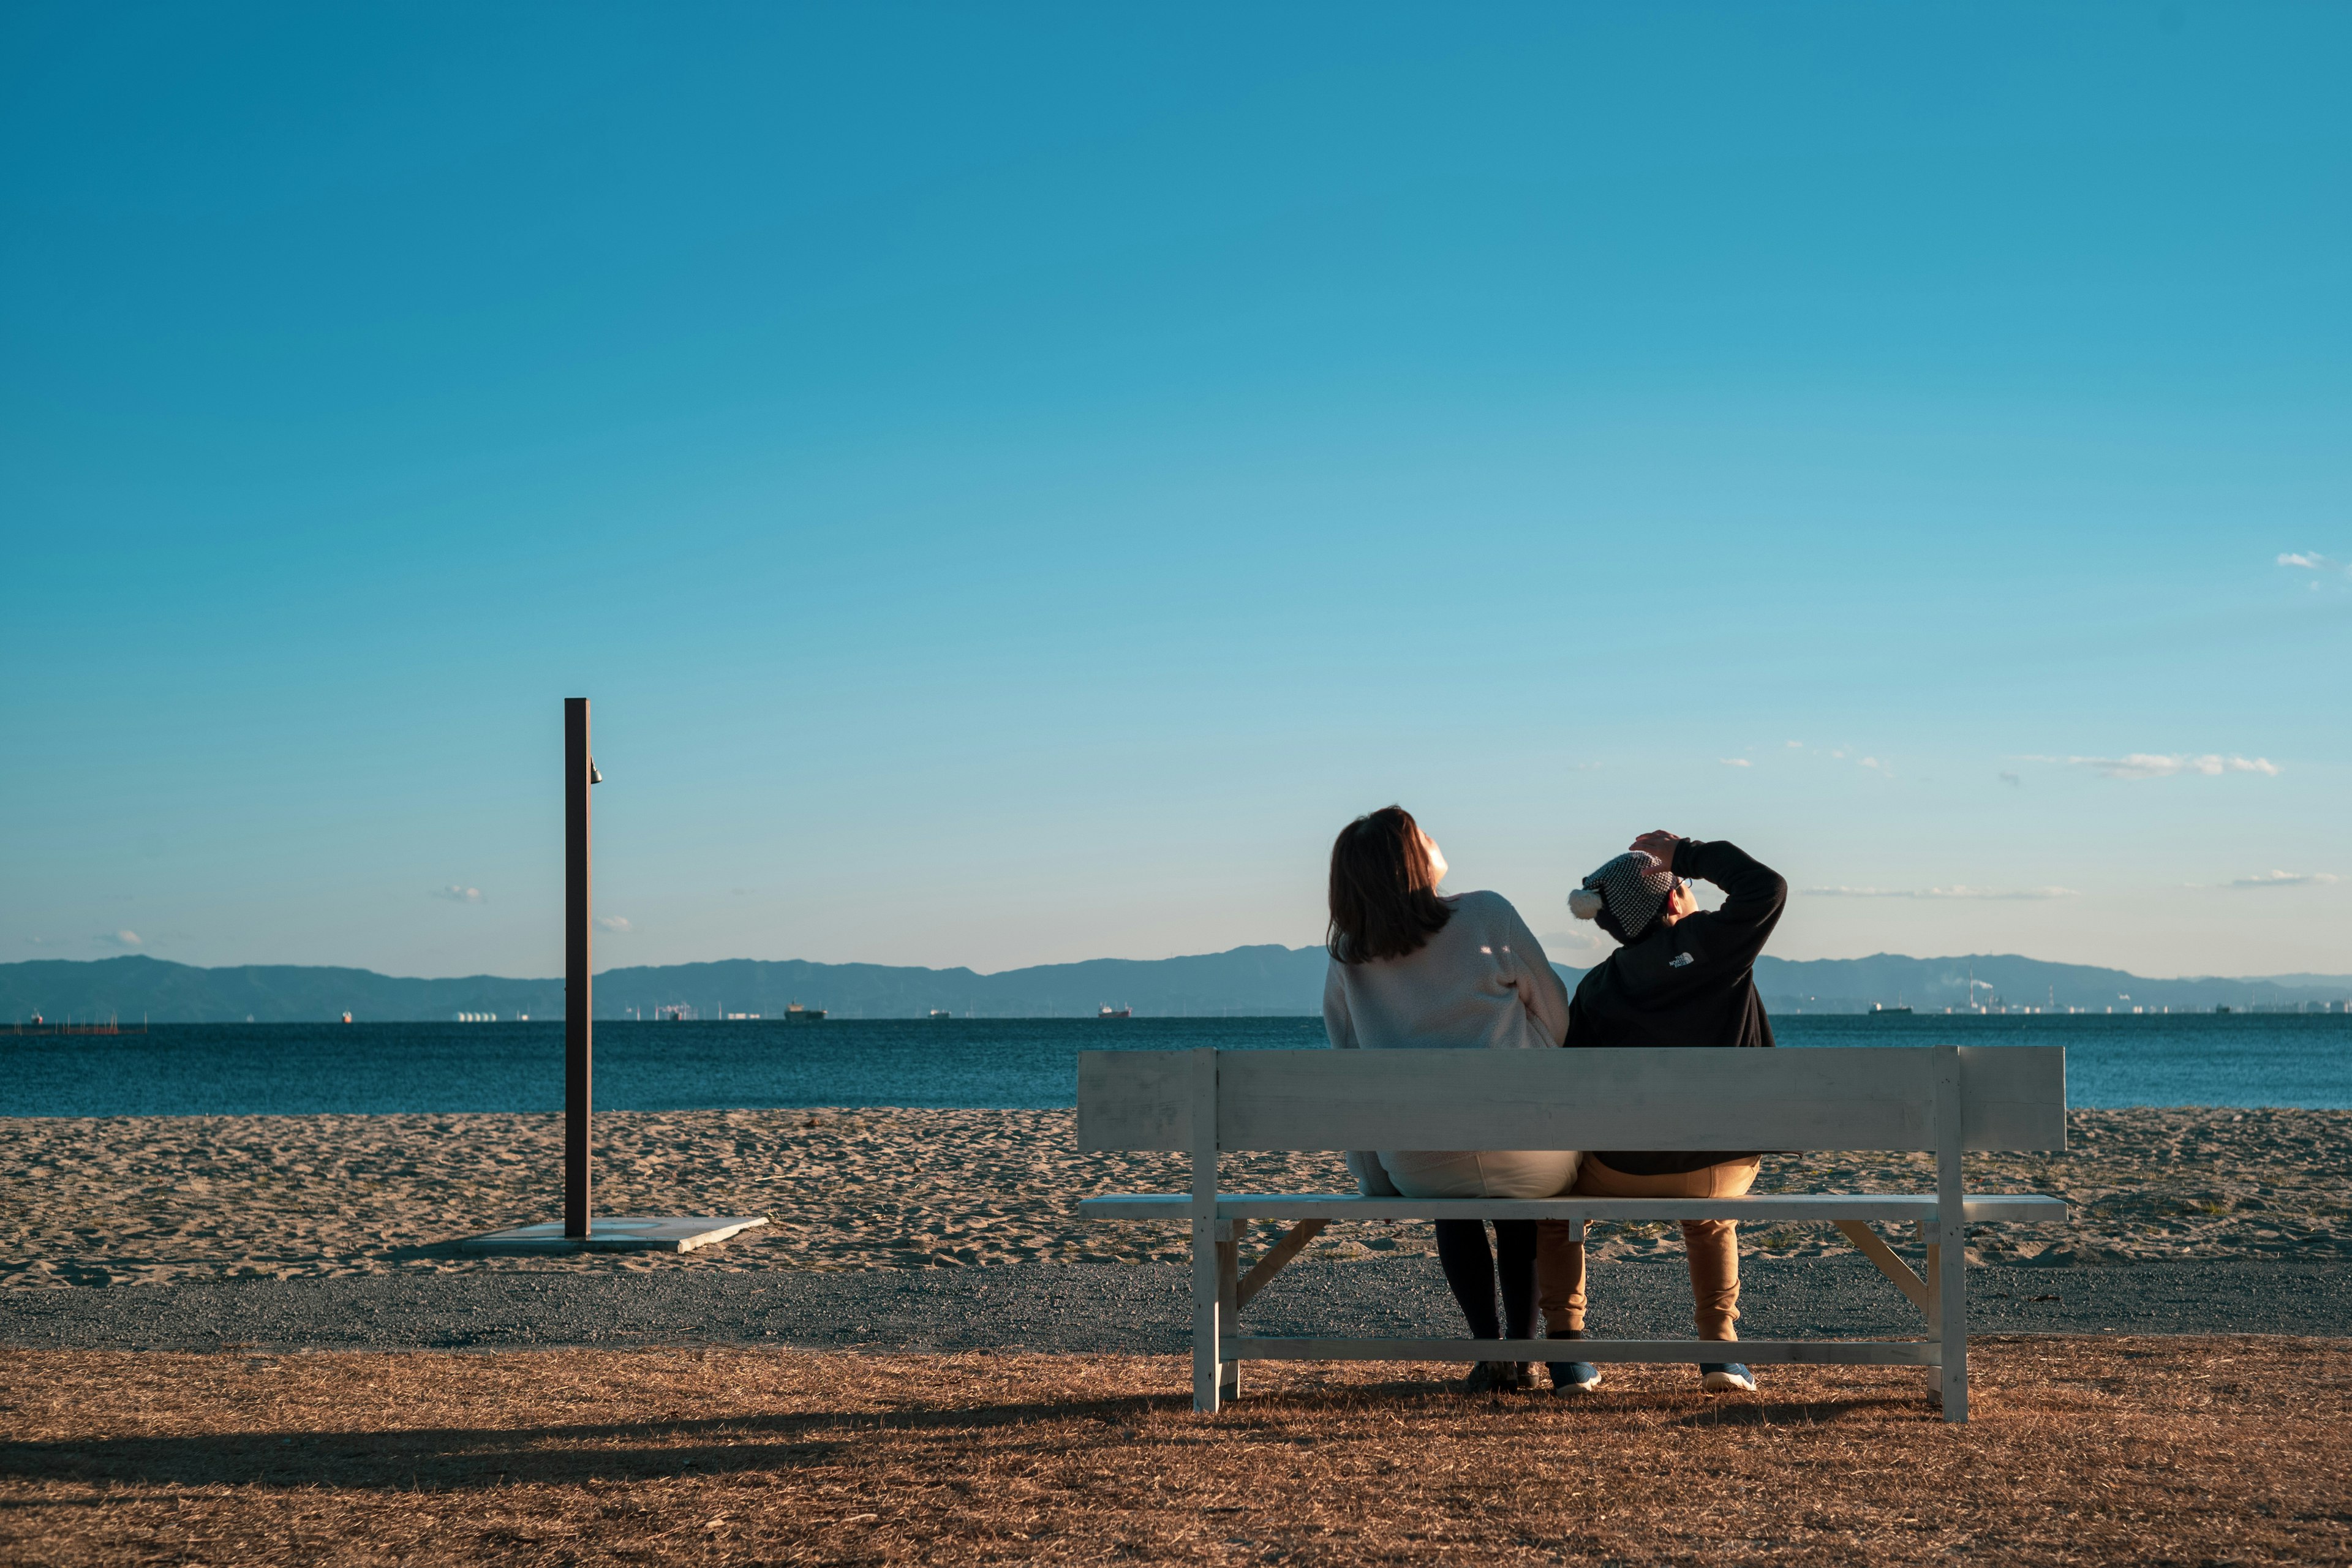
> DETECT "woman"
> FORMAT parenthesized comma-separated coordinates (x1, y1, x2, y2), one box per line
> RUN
(1321, 805, 1577, 1393)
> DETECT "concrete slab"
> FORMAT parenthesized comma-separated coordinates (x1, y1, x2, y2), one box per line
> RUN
(456, 1216, 767, 1255)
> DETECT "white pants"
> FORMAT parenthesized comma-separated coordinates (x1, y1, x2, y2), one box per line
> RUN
(1378, 1148, 1582, 1200)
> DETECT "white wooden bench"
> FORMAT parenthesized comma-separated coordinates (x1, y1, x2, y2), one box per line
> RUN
(1077, 1044, 2066, 1421)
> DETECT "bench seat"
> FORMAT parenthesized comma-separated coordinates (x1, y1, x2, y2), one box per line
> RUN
(1081, 1191, 2068, 1224)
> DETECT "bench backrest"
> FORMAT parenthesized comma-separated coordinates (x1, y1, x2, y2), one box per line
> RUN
(1077, 1046, 2066, 1154)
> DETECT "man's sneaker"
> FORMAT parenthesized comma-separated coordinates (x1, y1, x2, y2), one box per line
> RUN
(1699, 1362, 1756, 1393)
(1548, 1359, 1602, 1393)
(1547, 1328, 1600, 1393)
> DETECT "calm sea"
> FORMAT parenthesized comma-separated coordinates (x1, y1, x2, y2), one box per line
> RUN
(3, 1013, 2347, 1117)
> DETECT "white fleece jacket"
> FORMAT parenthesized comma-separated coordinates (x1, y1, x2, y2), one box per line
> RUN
(1321, 889, 1577, 1198)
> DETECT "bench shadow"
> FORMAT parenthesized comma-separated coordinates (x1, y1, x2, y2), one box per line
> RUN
(1668, 1395, 1928, 1427)
(3, 1375, 1947, 1492)
(0, 1389, 1192, 1491)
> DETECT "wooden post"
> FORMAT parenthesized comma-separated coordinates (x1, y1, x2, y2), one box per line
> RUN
(565, 698, 593, 1239)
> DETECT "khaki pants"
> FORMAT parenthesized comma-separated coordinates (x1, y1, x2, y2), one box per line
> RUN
(1537, 1155, 1762, 1342)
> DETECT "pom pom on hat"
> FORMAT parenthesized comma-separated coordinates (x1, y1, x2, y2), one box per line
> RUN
(1567, 888, 1606, 920)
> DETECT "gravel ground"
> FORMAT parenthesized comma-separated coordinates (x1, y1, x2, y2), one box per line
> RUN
(3, 1256, 2343, 1354)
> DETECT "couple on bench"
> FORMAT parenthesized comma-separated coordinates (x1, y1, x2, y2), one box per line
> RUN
(1322, 805, 1786, 1398)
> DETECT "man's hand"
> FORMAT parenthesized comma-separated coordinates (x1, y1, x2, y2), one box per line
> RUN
(1630, 830, 1681, 873)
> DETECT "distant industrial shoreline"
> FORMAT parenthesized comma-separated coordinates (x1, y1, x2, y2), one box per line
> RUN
(6, 951, 2349, 1025)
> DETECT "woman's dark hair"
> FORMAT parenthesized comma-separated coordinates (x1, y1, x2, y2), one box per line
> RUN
(1327, 805, 1453, 964)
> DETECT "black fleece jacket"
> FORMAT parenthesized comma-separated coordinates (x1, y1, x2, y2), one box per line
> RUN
(1566, 837, 1787, 1176)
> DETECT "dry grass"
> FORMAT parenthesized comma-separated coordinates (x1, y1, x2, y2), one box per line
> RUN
(3, 1339, 2348, 1565)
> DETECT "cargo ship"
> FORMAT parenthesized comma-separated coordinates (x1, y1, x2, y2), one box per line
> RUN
(1099, 1005, 1132, 1019)
(785, 1002, 827, 1022)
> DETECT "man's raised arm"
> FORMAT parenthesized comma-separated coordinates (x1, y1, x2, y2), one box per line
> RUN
(1672, 837, 1786, 967)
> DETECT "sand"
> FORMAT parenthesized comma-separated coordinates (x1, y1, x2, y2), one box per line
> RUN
(2, 1107, 2345, 1288)
(5, 1338, 2349, 1565)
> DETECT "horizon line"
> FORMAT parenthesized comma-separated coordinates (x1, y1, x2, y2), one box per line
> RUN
(12, 948, 2350, 989)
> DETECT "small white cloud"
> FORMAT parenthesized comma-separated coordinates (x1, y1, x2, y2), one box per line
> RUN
(2070, 753, 2278, 780)
(595, 914, 633, 932)
(98, 929, 144, 948)
(1785, 741, 1803, 748)
(1805, 886, 2078, 900)
(1570, 762, 1604, 772)
(1931, 885, 2076, 900)
(432, 885, 487, 903)
(1999, 771, 2021, 788)
(1718, 758, 1752, 768)
(2275, 551, 2351, 587)
(24, 935, 51, 946)
(1830, 748, 1847, 760)
(2228, 870, 2341, 889)
(1858, 756, 1886, 771)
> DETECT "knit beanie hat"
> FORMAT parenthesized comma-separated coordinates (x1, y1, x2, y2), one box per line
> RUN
(1569, 851, 1680, 944)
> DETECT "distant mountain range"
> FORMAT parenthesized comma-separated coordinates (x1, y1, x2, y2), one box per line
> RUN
(6, 950, 2349, 1024)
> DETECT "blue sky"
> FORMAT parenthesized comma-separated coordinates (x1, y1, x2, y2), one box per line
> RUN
(3, 2, 2346, 981)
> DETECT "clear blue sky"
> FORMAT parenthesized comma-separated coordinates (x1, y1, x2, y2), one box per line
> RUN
(4, 3, 2346, 982)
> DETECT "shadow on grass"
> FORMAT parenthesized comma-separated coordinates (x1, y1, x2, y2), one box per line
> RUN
(0, 1387, 1190, 1491)
(0, 1374, 1937, 1492)
(1668, 1394, 1928, 1428)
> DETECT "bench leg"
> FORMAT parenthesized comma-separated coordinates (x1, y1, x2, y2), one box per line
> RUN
(1188, 1047, 1222, 1414)
(1217, 1220, 1242, 1401)
(1931, 1045, 1969, 1423)
(1919, 1221, 1942, 1405)
(1193, 1215, 1221, 1413)
(1937, 1224, 1967, 1423)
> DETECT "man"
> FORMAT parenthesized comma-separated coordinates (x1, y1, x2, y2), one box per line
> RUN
(1543, 829, 1787, 1395)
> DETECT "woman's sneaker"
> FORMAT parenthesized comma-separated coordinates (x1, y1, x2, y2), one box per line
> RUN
(1699, 1362, 1756, 1393)
(1461, 1360, 1528, 1394)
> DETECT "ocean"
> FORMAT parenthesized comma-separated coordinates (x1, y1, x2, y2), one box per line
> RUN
(4, 1012, 2347, 1118)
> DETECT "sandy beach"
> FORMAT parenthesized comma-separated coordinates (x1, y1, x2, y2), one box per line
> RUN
(2, 1107, 2345, 1289)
